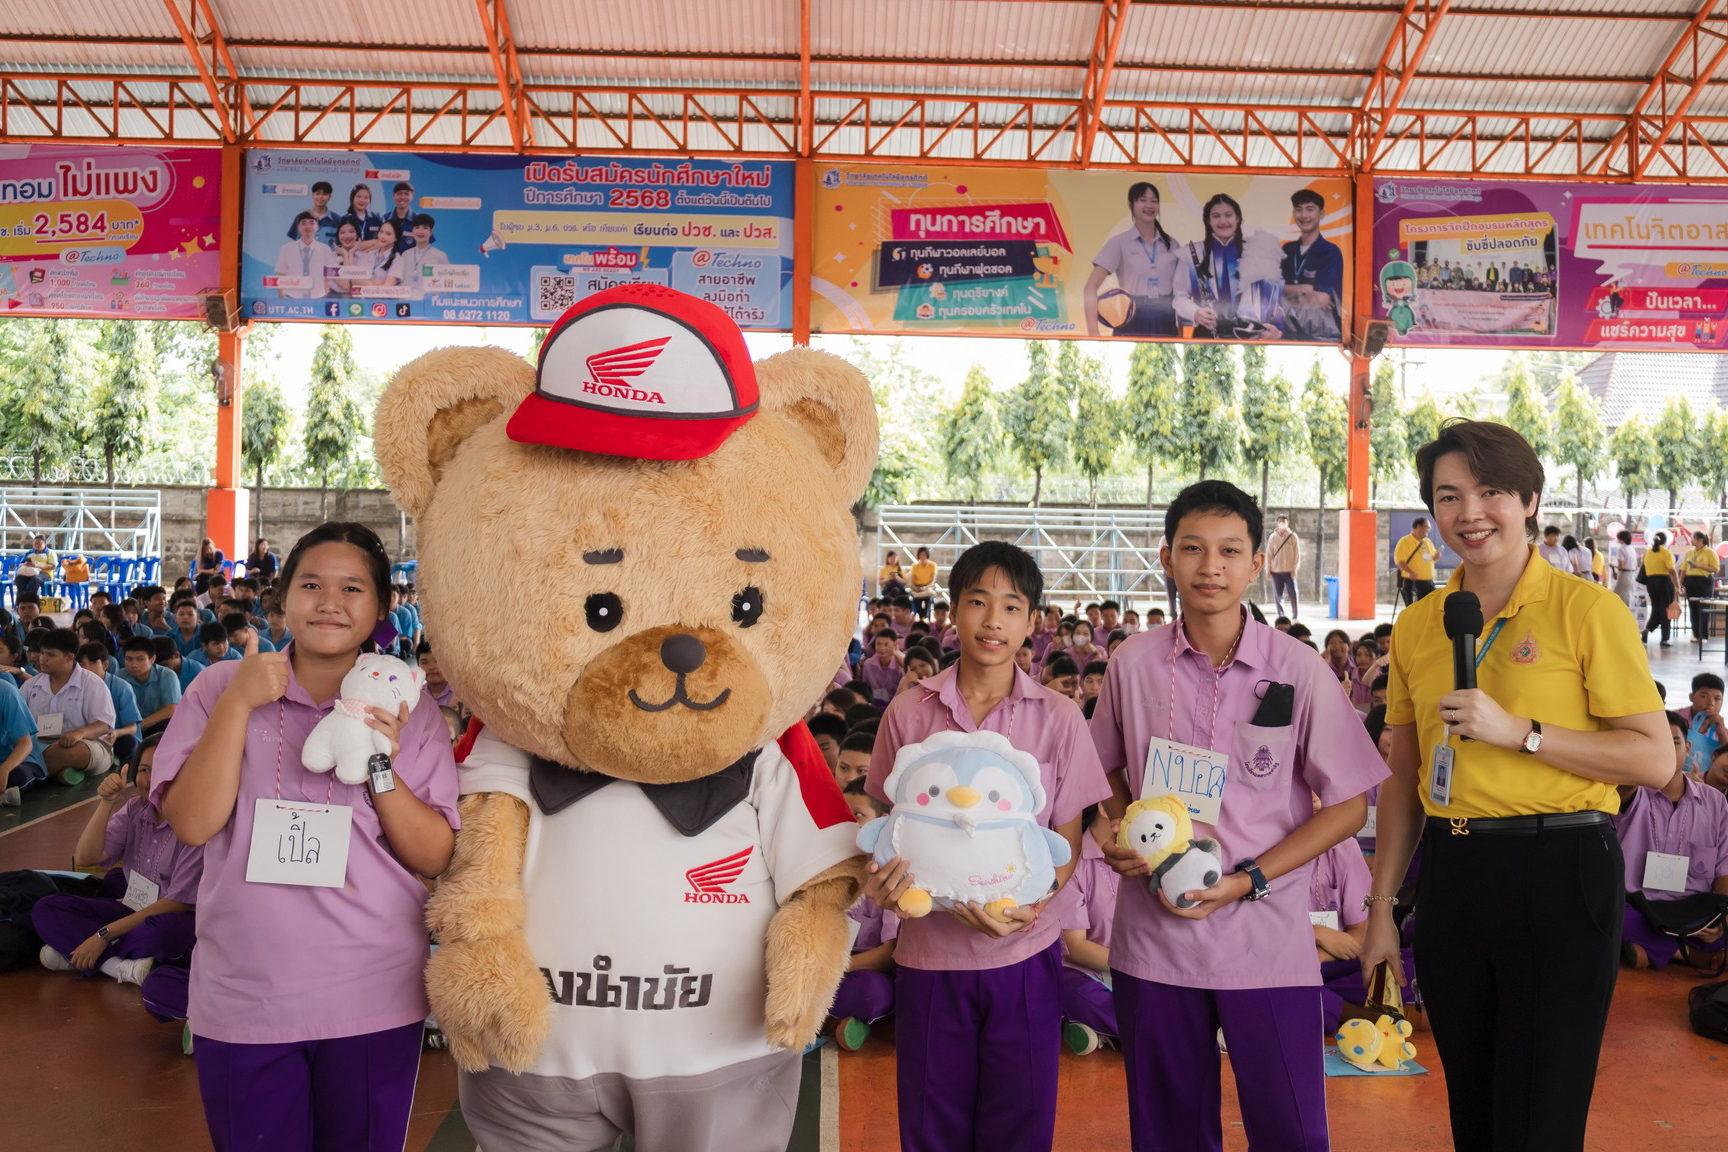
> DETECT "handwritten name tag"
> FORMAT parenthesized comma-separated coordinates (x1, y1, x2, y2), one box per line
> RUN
(1141, 736, 1227, 826)
(245, 799, 351, 888)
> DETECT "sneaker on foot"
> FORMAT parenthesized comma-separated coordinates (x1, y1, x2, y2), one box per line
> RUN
(1, 785, 19, 807)
(835, 1017, 871, 1052)
(1063, 1021, 1100, 1056)
(1216, 1027, 1228, 1054)
(1622, 941, 1650, 970)
(182, 1023, 195, 1057)
(39, 945, 70, 971)
(113, 956, 155, 986)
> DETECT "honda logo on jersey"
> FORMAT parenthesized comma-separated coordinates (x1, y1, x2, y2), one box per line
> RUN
(685, 846, 752, 904)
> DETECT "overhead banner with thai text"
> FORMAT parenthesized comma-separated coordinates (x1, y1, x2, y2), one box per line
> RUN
(1371, 178, 1728, 349)
(241, 150, 794, 328)
(0, 144, 220, 319)
(811, 164, 1354, 344)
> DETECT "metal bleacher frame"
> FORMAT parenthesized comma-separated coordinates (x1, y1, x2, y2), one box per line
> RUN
(0, 487, 163, 610)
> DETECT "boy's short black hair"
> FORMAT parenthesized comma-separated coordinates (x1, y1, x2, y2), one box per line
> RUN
(839, 731, 877, 756)
(1290, 188, 1326, 210)
(416, 640, 434, 657)
(947, 541, 1044, 611)
(413, 212, 436, 231)
(292, 209, 317, 226)
(844, 703, 880, 729)
(847, 719, 880, 741)
(843, 776, 886, 812)
(220, 612, 251, 634)
(806, 712, 847, 743)
(824, 687, 861, 712)
(1082, 660, 1109, 679)
(1020, 637, 1034, 650)
(1666, 709, 1688, 734)
(1374, 623, 1394, 639)
(1107, 629, 1127, 647)
(151, 636, 177, 664)
(1542, 525, 1560, 537)
(1370, 672, 1390, 691)
(39, 627, 79, 657)
(1100, 600, 1121, 612)
(137, 584, 166, 601)
(891, 595, 915, 611)
(843, 679, 872, 700)
(16, 593, 39, 608)
(1165, 480, 1264, 552)
(122, 635, 155, 656)
(1693, 672, 1725, 694)
(938, 649, 961, 669)
(1287, 623, 1312, 640)
(932, 600, 949, 612)
(872, 628, 899, 644)
(198, 621, 228, 645)
(76, 641, 109, 666)
(1275, 615, 1291, 627)
(1364, 703, 1388, 745)
(171, 593, 196, 609)
(312, 180, 333, 195)
(908, 621, 930, 635)
(1044, 653, 1078, 679)
(1656, 680, 1667, 701)
(870, 613, 892, 626)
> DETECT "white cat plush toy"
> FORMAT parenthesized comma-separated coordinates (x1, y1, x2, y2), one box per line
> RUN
(302, 653, 426, 784)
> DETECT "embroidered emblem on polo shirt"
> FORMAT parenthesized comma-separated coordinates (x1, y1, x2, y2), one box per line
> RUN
(685, 846, 753, 904)
(1512, 631, 1539, 664)
(1247, 745, 1278, 778)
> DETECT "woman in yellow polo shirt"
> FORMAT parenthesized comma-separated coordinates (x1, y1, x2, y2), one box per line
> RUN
(1681, 530, 1721, 643)
(908, 546, 939, 620)
(1360, 420, 1670, 1152)
(1641, 531, 1678, 647)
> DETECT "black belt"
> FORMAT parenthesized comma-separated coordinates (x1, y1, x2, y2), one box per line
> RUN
(1426, 811, 1611, 836)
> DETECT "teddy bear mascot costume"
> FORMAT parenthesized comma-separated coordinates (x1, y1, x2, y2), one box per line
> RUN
(374, 283, 876, 1152)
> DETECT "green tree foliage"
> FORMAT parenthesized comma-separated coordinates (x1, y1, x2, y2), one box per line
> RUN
(1004, 341, 1071, 505)
(1550, 376, 1604, 521)
(1240, 346, 1300, 514)
(939, 364, 1000, 502)
(91, 320, 156, 488)
(1179, 343, 1240, 480)
(1700, 406, 1728, 513)
(848, 338, 946, 508)
(1500, 356, 1550, 460)
(1653, 394, 1700, 510)
(0, 319, 95, 487)
(1609, 413, 1659, 508)
(1122, 342, 1182, 508)
(303, 327, 365, 518)
(1071, 351, 1120, 506)
(242, 378, 294, 539)
(1368, 359, 1407, 491)
(1404, 390, 1442, 468)
(1302, 361, 1348, 587)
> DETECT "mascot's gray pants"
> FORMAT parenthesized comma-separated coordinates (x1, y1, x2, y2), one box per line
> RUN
(459, 1049, 802, 1152)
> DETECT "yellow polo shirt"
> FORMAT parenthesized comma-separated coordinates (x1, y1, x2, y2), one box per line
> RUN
(1395, 533, 1438, 582)
(1591, 549, 1605, 579)
(1643, 547, 1675, 577)
(910, 559, 937, 588)
(1386, 547, 1663, 819)
(1682, 545, 1720, 579)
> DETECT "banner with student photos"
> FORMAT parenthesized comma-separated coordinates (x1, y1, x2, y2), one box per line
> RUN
(809, 164, 1354, 344)
(1371, 177, 1728, 350)
(0, 144, 220, 319)
(239, 149, 795, 328)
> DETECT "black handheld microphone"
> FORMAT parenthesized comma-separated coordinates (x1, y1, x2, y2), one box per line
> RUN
(1443, 591, 1484, 693)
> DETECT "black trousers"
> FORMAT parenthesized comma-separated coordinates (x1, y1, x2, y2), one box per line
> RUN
(1400, 578, 1436, 607)
(1684, 574, 1713, 640)
(1644, 579, 1675, 642)
(1414, 818, 1622, 1152)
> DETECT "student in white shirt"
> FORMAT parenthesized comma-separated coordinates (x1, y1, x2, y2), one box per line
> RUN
(23, 628, 116, 785)
(396, 215, 450, 300)
(274, 212, 334, 299)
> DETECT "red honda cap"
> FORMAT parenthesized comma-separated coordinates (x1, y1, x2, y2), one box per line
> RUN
(507, 283, 759, 461)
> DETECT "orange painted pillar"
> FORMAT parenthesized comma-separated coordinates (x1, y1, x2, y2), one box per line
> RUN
(792, 158, 813, 346)
(1339, 168, 1378, 620)
(207, 143, 249, 564)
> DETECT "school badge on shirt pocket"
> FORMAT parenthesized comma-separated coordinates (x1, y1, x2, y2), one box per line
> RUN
(1234, 725, 1293, 793)
(1511, 631, 1539, 665)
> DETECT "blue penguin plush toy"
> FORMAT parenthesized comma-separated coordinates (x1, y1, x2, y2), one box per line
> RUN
(856, 730, 1070, 922)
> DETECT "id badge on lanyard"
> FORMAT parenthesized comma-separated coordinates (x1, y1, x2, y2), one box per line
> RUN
(1430, 617, 1508, 809)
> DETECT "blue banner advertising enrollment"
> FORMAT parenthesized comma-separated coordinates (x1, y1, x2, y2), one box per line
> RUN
(240, 150, 795, 328)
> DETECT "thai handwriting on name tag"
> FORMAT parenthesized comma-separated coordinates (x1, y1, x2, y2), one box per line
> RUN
(122, 872, 160, 911)
(245, 799, 351, 888)
(1643, 850, 1690, 894)
(1141, 736, 1227, 826)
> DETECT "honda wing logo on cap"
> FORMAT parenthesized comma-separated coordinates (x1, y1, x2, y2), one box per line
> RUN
(585, 336, 671, 405)
(685, 846, 752, 904)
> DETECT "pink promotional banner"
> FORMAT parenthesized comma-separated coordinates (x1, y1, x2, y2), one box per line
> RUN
(1372, 177, 1728, 350)
(0, 145, 220, 319)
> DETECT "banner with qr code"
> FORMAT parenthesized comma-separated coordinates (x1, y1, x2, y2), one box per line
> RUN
(239, 150, 794, 328)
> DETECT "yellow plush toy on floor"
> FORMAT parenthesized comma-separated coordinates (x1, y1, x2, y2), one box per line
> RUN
(1336, 1014, 1416, 1071)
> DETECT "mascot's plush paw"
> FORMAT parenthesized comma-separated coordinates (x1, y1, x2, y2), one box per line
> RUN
(897, 887, 933, 918)
(425, 934, 552, 1074)
(982, 898, 1019, 923)
(764, 862, 863, 1051)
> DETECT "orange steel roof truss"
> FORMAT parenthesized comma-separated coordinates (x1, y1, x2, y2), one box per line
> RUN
(6, 1, 1728, 183)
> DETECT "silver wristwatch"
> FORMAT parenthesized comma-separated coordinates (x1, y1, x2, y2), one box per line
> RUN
(1520, 719, 1543, 755)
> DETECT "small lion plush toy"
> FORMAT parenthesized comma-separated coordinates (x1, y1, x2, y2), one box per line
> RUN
(301, 653, 424, 785)
(1118, 794, 1223, 909)
(375, 283, 875, 1152)
(856, 730, 1071, 921)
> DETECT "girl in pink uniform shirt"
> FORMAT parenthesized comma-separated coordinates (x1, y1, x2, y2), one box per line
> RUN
(153, 523, 459, 1152)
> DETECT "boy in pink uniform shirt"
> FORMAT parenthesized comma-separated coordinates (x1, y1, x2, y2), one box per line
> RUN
(865, 541, 1111, 1152)
(1617, 710, 1728, 970)
(1060, 804, 1120, 1055)
(152, 524, 459, 1152)
(1092, 482, 1387, 1152)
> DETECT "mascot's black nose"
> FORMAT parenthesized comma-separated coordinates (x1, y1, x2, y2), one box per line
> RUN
(660, 633, 707, 675)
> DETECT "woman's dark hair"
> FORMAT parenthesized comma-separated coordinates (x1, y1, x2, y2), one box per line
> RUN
(916, 546, 930, 558)
(128, 732, 163, 783)
(1125, 181, 1173, 250)
(99, 604, 131, 641)
(346, 182, 373, 214)
(375, 219, 403, 272)
(1364, 703, 1389, 745)
(1415, 419, 1544, 539)
(1654, 532, 1667, 548)
(1200, 193, 1244, 265)
(948, 541, 1044, 614)
(277, 523, 392, 619)
(77, 619, 116, 656)
(198, 537, 216, 564)
(1561, 535, 1578, 551)
(1165, 479, 1265, 551)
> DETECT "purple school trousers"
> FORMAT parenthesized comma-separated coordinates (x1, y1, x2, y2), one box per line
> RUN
(31, 895, 195, 966)
(830, 968, 895, 1023)
(1061, 966, 1118, 1038)
(1115, 971, 1329, 1152)
(895, 942, 1063, 1152)
(193, 1021, 424, 1152)
(1623, 903, 1727, 969)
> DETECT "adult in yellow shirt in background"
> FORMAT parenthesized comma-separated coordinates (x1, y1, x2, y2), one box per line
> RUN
(908, 546, 939, 621)
(1394, 516, 1440, 606)
(1681, 529, 1721, 643)
(877, 549, 907, 599)
(1641, 532, 1679, 647)
(1361, 419, 1670, 1152)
